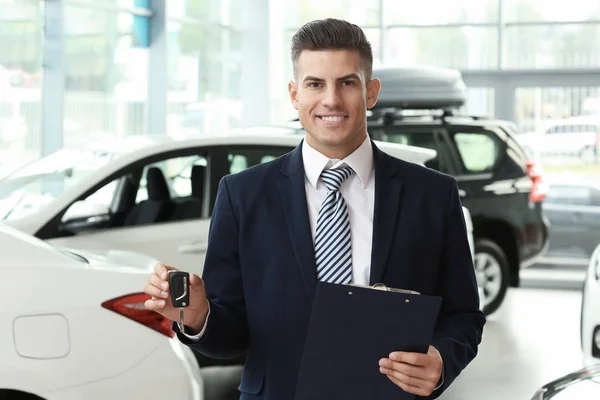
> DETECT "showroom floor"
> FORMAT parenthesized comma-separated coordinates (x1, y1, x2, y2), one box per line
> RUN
(439, 287, 584, 400)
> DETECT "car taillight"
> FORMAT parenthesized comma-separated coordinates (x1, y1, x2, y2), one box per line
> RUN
(102, 293, 175, 338)
(526, 160, 547, 202)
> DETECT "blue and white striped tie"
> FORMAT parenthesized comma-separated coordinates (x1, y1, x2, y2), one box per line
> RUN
(315, 167, 353, 284)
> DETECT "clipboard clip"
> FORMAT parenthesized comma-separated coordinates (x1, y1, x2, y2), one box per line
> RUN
(344, 282, 421, 295)
(372, 283, 421, 295)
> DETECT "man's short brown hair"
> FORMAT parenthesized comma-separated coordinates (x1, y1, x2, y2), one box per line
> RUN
(290, 18, 374, 80)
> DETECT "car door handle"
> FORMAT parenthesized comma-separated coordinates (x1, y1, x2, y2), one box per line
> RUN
(178, 241, 208, 254)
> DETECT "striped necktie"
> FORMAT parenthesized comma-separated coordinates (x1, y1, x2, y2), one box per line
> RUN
(315, 167, 354, 284)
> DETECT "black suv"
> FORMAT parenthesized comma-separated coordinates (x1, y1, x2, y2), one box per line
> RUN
(366, 107, 549, 315)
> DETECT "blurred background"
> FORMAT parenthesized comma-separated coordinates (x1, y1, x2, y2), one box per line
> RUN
(1, 1, 600, 400)
(2, 0, 599, 172)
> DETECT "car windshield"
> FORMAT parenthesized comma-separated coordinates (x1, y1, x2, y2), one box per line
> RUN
(0, 148, 116, 221)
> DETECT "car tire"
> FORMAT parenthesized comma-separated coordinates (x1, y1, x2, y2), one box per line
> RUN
(473, 239, 510, 316)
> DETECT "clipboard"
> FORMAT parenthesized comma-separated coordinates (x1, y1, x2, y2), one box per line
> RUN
(294, 281, 443, 400)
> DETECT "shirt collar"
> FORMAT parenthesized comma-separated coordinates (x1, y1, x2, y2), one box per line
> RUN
(302, 135, 374, 189)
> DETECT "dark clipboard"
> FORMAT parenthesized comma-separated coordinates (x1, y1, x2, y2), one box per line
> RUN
(294, 281, 443, 400)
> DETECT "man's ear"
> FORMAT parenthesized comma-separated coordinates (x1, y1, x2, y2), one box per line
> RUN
(288, 81, 299, 110)
(366, 77, 381, 110)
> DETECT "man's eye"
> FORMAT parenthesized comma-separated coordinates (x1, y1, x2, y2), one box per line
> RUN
(342, 80, 355, 86)
(308, 82, 321, 88)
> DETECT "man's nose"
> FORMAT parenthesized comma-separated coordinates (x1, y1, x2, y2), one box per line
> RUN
(321, 86, 343, 108)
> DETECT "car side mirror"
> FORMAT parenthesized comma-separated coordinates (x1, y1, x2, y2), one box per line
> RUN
(61, 200, 111, 233)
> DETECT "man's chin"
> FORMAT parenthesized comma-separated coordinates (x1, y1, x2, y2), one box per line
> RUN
(309, 132, 350, 146)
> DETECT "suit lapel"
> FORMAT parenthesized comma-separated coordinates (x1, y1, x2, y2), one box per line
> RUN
(369, 143, 404, 285)
(277, 142, 317, 303)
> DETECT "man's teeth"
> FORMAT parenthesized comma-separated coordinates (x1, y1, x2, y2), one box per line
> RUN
(321, 116, 345, 122)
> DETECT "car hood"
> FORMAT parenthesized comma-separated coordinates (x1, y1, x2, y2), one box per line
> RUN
(3, 215, 50, 235)
(0, 224, 158, 272)
(60, 247, 159, 273)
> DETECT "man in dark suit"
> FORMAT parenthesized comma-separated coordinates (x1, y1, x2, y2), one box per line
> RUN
(144, 18, 485, 399)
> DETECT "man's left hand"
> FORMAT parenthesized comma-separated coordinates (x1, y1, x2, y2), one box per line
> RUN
(379, 345, 443, 396)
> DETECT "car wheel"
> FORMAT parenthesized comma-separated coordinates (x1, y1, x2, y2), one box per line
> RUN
(473, 239, 509, 316)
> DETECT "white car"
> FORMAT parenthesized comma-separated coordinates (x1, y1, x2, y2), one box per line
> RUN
(517, 116, 600, 161)
(0, 133, 441, 276)
(581, 242, 600, 366)
(0, 224, 203, 399)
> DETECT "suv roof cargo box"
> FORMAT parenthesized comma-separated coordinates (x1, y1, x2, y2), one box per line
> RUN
(372, 66, 467, 110)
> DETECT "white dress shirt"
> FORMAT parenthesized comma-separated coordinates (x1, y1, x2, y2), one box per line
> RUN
(185, 135, 375, 339)
(302, 136, 375, 286)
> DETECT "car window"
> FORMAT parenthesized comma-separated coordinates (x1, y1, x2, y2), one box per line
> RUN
(136, 155, 208, 202)
(227, 147, 289, 174)
(0, 148, 117, 221)
(84, 178, 119, 207)
(452, 131, 500, 173)
(55, 151, 211, 236)
(229, 154, 248, 174)
(378, 129, 452, 173)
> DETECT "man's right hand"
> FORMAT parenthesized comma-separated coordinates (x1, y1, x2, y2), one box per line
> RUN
(144, 263, 209, 335)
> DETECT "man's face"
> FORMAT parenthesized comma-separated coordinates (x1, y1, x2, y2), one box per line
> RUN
(288, 49, 380, 158)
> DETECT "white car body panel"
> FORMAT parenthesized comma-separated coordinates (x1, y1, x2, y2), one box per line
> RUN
(46, 219, 211, 275)
(0, 225, 203, 399)
(582, 242, 600, 366)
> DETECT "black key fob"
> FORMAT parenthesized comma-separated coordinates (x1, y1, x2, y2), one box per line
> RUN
(168, 270, 190, 308)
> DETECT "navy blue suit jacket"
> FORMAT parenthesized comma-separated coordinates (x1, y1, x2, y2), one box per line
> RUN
(176, 140, 485, 399)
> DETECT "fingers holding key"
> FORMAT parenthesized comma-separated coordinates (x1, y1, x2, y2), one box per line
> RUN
(144, 297, 167, 311)
(144, 263, 179, 312)
(144, 282, 169, 300)
(148, 263, 180, 291)
(154, 263, 177, 280)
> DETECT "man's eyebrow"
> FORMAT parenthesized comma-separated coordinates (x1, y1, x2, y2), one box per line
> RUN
(303, 76, 325, 83)
(337, 74, 361, 81)
(302, 74, 362, 83)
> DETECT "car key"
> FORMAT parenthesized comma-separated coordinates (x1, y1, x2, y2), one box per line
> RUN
(168, 270, 190, 334)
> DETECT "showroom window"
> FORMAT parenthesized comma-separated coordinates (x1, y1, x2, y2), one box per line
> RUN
(283, 0, 381, 28)
(383, 0, 499, 25)
(385, 26, 499, 70)
(503, 24, 600, 69)
(462, 88, 496, 117)
(0, 0, 44, 174)
(514, 86, 600, 132)
(166, 1, 242, 139)
(63, 4, 149, 148)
